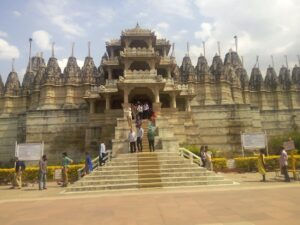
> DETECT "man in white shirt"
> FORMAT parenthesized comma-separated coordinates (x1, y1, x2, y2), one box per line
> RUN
(137, 104, 143, 120)
(279, 147, 290, 182)
(143, 103, 149, 119)
(99, 142, 106, 166)
(136, 126, 144, 152)
(128, 128, 137, 153)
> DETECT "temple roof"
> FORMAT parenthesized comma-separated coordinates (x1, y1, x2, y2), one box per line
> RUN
(22, 71, 35, 92)
(63, 56, 81, 84)
(0, 75, 4, 96)
(210, 55, 224, 80)
(4, 71, 21, 96)
(278, 66, 291, 90)
(224, 51, 243, 68)
(121, 23, 155, 37)
(235, 67, 249, 89)
(292, 65, 300, 85)
(41, 57, 62, 84)
(264, 67, 278, 91)
(249, 67, 263, 91)
(82, 56, 98, 84)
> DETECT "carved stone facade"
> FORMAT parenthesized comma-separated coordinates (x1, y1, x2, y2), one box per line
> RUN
(1, 25, 300, 163)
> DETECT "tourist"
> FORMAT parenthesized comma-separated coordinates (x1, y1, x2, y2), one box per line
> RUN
(61, 152, 73, 187)
(85, 152, 93, 174)
(39, 154, 47, 190)
(99, 142, 106, 166)
(137, 125, 144, 152)
(143, 102, 150, 119)
(279, 147, 290, 182)
(199, 146, 206, 167)
(204, 146, 213, 171)
(257, 149, 266, 182)
(137, 103, 143, 120)
(147, 122, 156, 152)
(128, 128, 137, 153)
(11, 157, 26, 189)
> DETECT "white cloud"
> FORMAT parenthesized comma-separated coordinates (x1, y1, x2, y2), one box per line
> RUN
(32, 30, 52, 51)
(194, 23, 214, 41)
(0, 31, 8, 38)
(58, 58, 84, 70)
(156, 22, 169, 30)
(13, 10, 22, 17)
(98, 8, 116, 23)
(0, 39, 20, 60)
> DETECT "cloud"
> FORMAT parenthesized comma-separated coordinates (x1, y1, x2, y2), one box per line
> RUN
(0, 39, 20, 60)
(0, 31, 8, 38)
(58, 58, 84, 70)
(98, 8, 116, 23)
(32, 30, 52, 51)
(156, 22, 169, 30)
(13, 10, 22, 17)
(194, 23, 214, 41)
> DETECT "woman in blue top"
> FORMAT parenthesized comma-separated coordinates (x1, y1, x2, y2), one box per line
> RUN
(85, 152, 93, 174)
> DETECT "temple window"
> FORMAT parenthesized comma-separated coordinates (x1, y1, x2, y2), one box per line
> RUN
(129, 61, 150, 71)
(158, 68, 168, 78)
(129, 40, 148, 48)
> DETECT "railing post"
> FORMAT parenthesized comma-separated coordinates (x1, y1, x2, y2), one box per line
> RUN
(189, 152, 193, 164)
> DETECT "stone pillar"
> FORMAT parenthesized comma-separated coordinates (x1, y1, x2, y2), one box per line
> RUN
(171, 93, 176, 109)
(186, 97, 191, 112)
(154, 88, 160, 103)
(89, 99, 95, 114)
(105, 95, 111, 110)
(124, 89, 129, 104)
(167, 68, 171, 78)
(108, 68, 112, 80)
(163, 47, 166, 57)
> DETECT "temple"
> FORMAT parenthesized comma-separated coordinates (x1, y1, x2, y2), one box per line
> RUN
(1, 24, 300, 163)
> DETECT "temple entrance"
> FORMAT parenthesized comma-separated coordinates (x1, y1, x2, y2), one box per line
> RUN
(128, 87, 154, 106)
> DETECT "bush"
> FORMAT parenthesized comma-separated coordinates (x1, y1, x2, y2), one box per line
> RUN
(268, 131, 300, 155)
(212, 158, 227, 170)
(0, 165, 83, 184)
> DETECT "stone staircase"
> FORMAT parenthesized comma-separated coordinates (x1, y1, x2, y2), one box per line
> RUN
(65, 151, 234, 193)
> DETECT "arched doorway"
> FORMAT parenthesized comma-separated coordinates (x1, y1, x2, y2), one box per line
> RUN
(128, 87, 154, 106)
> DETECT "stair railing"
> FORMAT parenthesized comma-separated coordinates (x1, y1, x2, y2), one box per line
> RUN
(179, 147, 203, 166)
(77, 150, 112, 180)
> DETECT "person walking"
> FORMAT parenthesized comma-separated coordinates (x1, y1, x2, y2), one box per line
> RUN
(257, 149, 266, 182)
(147, 122, 156, 152)
(199, 146, 206, 167)
(61, 152, 73, 187)
(99, 142, 106, 166)
(85, 152, 93, 174)
(128, 128, 137, 153)
(137, 103, 143, 120)
(204, 146, 213, 171)
(39, 155, 47, 190)
(279, 147, 290, 182)
(136, 125, 144, 152)
(11, 157, 26, 189)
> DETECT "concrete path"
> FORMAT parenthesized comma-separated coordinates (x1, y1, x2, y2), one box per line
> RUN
(0, 172, 299, 225)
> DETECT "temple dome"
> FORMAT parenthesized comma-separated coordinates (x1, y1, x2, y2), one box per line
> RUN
(4, 71, 21, 96)
(278, 66, 291, 90)
(264, 67, 278, 91)
(249, 67, 263, 91)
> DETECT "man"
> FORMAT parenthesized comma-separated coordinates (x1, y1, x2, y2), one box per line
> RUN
(137, 103, 143, 120)
(39, 155, 47, 190)
(136, 125, 144, 152)
(99, 142, 106, 166)
(61, 152, 73, 187)
(143, 102, 149, 119)
(12, 157, 25, 189)
(128, 128, 137, 153)
(279, 147, 290, 182)
(147, 122, 156, 152)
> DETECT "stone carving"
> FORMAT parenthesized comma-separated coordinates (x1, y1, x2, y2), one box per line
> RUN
(278, 66, 291, 90)
(41, 57, 62, 85)
(249, 67, 263, 91)
(119, 76, 124, 82)
(156, 75, 163, 82)
(82, 56, 98, 84)
(63, 56, 82, 84)
(224, 51, 242, 68)
(235, 67, 249, 89)
(97, 65, 106, 85)
(180, 55, 195, 83)
(22, 71, 35, 94)
(33, 65, 46, 89)
(264, 67, 278, 91)
(27, 56, 46, 75)
(99, 85, 106, 91)
(195, 55, 212, 82)
(4, 71, 21, 96)
(210, 55, 224, 81)
(224, 64, 240, 86)
(292, 65, 300, 86)
(171, 65, 180, 81)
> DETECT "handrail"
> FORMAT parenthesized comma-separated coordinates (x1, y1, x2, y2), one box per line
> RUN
(178, 147, 203, 167)
(77, 150, 112, 180)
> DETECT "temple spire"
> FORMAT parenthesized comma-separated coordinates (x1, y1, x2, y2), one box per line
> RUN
(51, 42, 55, 58)
(136, 22, 140, 29)
(12, 58, 15, 72)
(171, 43, 175, 57)
(241, 56, 244, 67)
(234, 35, 238, 53)
(28, 38, 33, 72)
(255, 55, 259, 68)
(71, 42, 75, 57)
(217, 41, 221, 56)
(88, 41, 91, 57)
(202, 41, 206, 57)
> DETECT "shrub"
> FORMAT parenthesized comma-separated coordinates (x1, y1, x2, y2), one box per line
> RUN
(212, 158, 227, 170)
(268, 131, 300, 155)
(0, 165, 83, 184)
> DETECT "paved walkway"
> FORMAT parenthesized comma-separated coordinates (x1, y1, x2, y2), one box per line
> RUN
(0, 172, 299, 225)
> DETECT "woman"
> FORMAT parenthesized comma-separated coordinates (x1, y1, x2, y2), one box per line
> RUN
(61, 152, 73, 187)
(85, 152, 93, 174)
(257, 149, 266, 182)
(39, 154, 47, 190)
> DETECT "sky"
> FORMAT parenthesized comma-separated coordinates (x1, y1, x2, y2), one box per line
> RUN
(0, 0, 300, 83)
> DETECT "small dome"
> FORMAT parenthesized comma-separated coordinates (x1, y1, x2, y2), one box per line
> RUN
(224, 51, 242, 68)
(264, 67, 278, 91)
(278, 66, 291, 90)
(4, 71, 21, 96)
(249, 67, 263, 91)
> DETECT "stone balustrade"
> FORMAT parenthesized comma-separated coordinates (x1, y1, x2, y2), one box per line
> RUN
(120, 47, 158, 57)
(102, 57, 119, 66)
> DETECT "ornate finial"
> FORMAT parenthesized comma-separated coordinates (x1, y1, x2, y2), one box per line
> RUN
(187, 42, 190, 56)
(71, 42, 75, 57)
(88, 41, 91, 57)
(52, 42, 55, 58)
(255, 55, 259, 68)
(136, 22, 140, 28)
(217, 41, 221, 57)
(284, 55, 288, 68)
(271, 55, 275, 68)
(171, 43, 175, 57)
(202, 41, 206, 57)
(29, 38, 33, 72)
(234, 35, 238, 53)
(12, 58, 15, 72)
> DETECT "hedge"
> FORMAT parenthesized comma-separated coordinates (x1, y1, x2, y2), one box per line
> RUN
(0, 165, 83, 185)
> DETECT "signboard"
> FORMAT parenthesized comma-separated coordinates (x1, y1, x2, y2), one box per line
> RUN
(15, 142, 44, 161)
(54, 169, 62, 180)
(241, 133, 266, 150)
(283, 140, 295, 151)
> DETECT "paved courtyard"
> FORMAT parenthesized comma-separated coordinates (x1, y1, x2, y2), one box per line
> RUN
(0, 172, 299, 225)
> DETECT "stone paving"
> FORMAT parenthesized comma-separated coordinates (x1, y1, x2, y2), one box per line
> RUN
(0, 172, 299, 225)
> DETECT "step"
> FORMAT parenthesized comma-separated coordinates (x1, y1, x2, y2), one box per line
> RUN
(106, 160, 190, 166)
(97, 163, 200, 171)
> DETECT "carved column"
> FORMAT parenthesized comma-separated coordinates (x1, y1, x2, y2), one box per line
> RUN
(171, 93, 176, 109)
(186, 97, 191, 112)
(89, 99, 95, 114)
(108, 68, 112, 80)
(167, 68, 171, 79)
(154, 88, 160, 103)
(105, 94, 111, 110)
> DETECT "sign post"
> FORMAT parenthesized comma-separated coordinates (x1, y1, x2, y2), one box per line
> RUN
(241, 132, 268, 157)
(15, 142, 44, 161)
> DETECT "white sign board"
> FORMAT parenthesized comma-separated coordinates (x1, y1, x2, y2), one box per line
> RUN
(15, 142, 44, 161)
(241, 133, 266, 150)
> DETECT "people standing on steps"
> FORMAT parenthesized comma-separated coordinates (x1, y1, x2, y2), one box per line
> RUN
(143, 102, 149, 119)
(279, 147, 291, 182)
(39, 154, 47, 190)
(61, 152, 73, 187)
(147, 121, 156, 152)
(204, 146, 213, 171)
(99, 141, 106, 166)
(256, 149, 266, 182)
(85, 152, 93, 174)
(137, 125, 144, 152)
(137, 103, 143, 120)
(128, 128, 137, 153)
